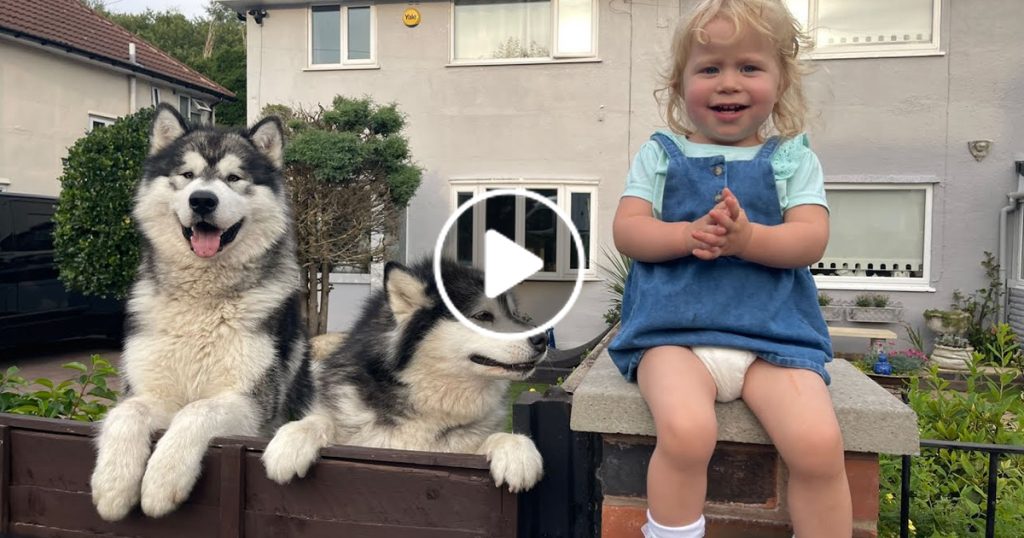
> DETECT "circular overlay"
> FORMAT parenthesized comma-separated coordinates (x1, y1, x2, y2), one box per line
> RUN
(433, 189, 585, 340)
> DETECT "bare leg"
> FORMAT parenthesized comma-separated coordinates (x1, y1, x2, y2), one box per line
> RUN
(741, 360, 852, 537)
(637, 346, 718, 527)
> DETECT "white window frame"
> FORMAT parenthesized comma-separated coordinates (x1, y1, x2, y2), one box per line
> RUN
(449, 179, 598, 280)
(307, 3, 378, 69)
(87, 113, 115, 132)
(813, 182, 934, 292)
(787, 0, 942, 60)
(448, 0, 599, 66)
(151, 87, 161, 107)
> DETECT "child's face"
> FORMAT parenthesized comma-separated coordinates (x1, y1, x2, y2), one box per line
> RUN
(681, 18, 782, 146)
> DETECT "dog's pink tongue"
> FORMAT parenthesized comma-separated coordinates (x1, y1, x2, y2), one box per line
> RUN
(190, 228, 221, 258)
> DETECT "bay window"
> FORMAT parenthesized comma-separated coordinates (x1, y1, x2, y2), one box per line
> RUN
(450, 181, 596, 279)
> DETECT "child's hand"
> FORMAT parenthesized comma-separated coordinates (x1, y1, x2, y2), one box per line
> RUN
(687, 203, 729, 260)
(691, 188, 752, 259)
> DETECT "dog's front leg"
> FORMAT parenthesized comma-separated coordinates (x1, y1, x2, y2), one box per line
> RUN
(139, 393, 258, 517)
(262, 406, 336, 484)
(91, 396, 175, 521)
(478, 432, 545, 493)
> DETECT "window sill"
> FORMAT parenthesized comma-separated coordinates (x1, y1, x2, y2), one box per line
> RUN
(814, 280, 936, 293)
(446, 57, 602, 68)
(303, 64, 380, 72)
(810, 49, 945, 61)
(528, 273, 601, 283)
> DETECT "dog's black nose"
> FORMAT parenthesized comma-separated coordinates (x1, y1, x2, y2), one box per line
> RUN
(189, 191, 218, 216)
(529, 332, 548, 352)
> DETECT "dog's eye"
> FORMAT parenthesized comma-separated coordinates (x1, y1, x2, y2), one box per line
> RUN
(472, 311, 494, 323)
(226, 174, 242, 183)
(182, 171, 194, 179)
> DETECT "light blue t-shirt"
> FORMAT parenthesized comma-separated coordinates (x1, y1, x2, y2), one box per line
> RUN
(622, 131, 828, 219)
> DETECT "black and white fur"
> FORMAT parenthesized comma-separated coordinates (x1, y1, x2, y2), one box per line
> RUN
(263, 259, 546, 492)
(90, 104, 313, 520)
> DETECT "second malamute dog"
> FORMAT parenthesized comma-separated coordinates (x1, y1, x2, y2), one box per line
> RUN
(263, 258, 546, 492)
(90, 104, 313, 520)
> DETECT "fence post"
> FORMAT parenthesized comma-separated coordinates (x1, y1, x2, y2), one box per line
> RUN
(513, 386, 600, 538)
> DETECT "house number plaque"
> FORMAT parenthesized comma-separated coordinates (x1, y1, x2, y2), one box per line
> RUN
(403, 8, 421, 27)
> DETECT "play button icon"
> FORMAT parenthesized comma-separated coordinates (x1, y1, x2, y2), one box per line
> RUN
(484, 230, 543, 298)
(433, 188, 586, 340)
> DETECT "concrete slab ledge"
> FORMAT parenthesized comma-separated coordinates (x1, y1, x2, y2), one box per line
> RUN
(569, 347, 920, 455)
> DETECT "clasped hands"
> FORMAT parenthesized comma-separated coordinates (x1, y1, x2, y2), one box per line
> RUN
(686, 187, 752, 260)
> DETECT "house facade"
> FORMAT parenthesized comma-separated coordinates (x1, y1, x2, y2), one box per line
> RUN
(0, 0, 234, 196)
(222, 0, 1024, 351)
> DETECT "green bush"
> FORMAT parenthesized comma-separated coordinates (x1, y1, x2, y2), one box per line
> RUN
(0, 356, 120, 421)
(53, 108, 154, 299)
(877, 325, 1024, 536)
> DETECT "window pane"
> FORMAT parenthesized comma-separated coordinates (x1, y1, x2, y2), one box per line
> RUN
(456, 192, 474, 265)
(525, 189, 557, 272)
(816, 0, 934, 48)
(454, 0, 551, 61)
(486, 190, 516, 242)
(556, 0, 592, 55)
(312, 5, 341, 64)
(569, 192, 590, 269)
(347, 7, 371, 60)
(782, 0, 809, 28)
(812, 189, 926, 278)
(179, 95, 189, 116)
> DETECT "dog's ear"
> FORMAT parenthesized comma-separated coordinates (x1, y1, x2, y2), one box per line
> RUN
(248, 116, 285, 169)
(150, 104, 188, 155)
(385, 262, 431, 320)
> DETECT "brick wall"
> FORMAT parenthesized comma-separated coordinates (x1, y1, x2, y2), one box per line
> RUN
(597, 435, 879, 538)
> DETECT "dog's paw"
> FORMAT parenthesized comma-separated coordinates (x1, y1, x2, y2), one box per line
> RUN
(479, 433, 544, 493)
(262, 419, 324, 484)
(91, 464, 141, 522)
(139, 443, 201, 518)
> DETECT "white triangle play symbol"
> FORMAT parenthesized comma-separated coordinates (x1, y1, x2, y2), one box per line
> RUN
(484, 229, 543, 298)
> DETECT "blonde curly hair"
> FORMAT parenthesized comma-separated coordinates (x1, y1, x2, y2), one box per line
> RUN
(656, 0, 813, 140)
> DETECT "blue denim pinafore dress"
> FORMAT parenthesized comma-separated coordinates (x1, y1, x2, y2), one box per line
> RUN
(608, 133, 833, 384)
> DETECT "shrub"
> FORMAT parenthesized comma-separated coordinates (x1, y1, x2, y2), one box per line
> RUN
(596, 245, 632, 325)
(818, 293, 833, 306)
(53, 108, 154, 299)
(877, 333, 1024, 536)
(0, 355, 120, 421)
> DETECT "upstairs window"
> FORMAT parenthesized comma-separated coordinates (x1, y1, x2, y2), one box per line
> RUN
(783, 0, 941, 59)
(452, 0, 597, 63)
(310, 4, 376, 66)
(88, 114, 114, 132)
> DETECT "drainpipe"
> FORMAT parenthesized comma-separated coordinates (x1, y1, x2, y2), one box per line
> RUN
(997, 153, 1024, 322)
(128, 43, 137, 112)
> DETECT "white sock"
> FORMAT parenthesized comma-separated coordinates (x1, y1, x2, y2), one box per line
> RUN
(640, 511, 705, 538)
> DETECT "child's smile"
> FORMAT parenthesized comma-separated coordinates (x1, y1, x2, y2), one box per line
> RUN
(682, 18, 781, 146)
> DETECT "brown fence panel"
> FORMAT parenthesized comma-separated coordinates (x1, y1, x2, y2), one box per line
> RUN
(0, 414, 517, 538)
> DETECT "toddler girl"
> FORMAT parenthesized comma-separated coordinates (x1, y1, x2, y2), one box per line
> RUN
(608, 1, 852, 536)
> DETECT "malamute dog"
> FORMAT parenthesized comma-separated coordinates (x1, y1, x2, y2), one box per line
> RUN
(263, 259, 546, 492)
(90, 104, 313, 520)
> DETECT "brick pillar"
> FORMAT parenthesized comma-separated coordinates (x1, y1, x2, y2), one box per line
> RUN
(598, 435, 879, 538)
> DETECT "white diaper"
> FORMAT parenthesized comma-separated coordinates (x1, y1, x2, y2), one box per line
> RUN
(691, 346, 758, 402)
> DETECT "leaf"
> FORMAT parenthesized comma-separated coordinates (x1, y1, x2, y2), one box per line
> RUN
(62, 361, 88, 373)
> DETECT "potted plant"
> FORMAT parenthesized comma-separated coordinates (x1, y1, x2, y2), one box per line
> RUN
(846, 293, 903, 323)
(922, 309, 971, 337)
(818, 293, 844, 322)
(930, 333, 974, 371)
